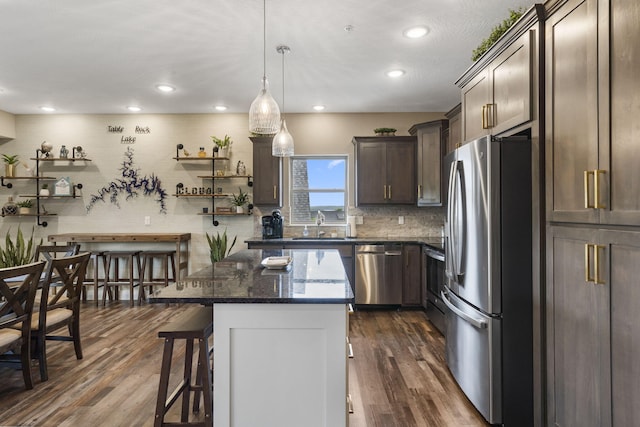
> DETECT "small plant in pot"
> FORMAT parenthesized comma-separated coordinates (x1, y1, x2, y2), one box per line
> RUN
(40, 183, 50, 197)
(16, 199, 34, 215)
(206, 229, 237, 263)
(2, 154, 20, 177)
(231, 187, 250, 214)
(211, 134, 233, 158)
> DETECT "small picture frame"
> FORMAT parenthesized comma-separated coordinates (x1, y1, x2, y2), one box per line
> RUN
(54, 177, 72, 196)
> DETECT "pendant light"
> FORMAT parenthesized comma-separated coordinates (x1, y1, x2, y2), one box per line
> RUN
(249, 0, 280, 135)
(272, 45, 294, 157)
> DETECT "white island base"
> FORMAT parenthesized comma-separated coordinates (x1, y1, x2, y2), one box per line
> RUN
(214, 303, 349, 427)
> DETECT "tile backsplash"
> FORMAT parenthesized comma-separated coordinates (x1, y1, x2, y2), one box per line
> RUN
(253, 205, 445, 239)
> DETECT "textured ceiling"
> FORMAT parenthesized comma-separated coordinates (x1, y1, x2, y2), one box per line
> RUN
(0, 0, 534, 114)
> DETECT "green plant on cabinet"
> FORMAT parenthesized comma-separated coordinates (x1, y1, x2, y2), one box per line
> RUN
(472, 8, 524, 61)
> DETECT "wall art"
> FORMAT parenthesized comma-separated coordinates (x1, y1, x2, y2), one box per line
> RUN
(86, 147, 168, 214)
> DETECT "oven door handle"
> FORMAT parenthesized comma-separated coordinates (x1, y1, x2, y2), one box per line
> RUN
(441, 290, 487, 329)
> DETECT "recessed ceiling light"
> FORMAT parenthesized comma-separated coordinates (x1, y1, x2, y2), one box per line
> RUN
(386, 69, 405, 78)
(156, 84, 176, 93)
(313, 105, 325, 111)
(127, 106, 142, 112)
(214, 105, 228, 111)
(40, 106, 56, 112)
(403, 26, 429, 39)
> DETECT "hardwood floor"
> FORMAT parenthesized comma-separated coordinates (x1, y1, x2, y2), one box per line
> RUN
(0, 303, 486, 426)
(348, 309, 486, 427)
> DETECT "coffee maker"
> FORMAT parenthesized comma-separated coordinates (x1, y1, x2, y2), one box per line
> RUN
(262, 210, 283, 239)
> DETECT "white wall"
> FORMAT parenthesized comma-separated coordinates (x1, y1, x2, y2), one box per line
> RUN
(1, 112, 445, 271)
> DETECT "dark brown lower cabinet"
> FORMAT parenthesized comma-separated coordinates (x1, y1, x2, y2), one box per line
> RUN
(547, 225, 640, 427)
(401, 244, 422, 307)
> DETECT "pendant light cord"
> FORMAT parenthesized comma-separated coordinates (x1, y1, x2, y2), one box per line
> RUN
(281, 50, 285, 116)
(262, 0, 266, 79)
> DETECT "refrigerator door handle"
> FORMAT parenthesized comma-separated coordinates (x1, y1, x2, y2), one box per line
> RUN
(445, 161, 458, 281)
(447, 160, 466, 282)
(441, 289, 487, 329)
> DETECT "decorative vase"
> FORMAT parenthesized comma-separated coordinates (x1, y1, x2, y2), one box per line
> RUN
(19, 207, 31, 215)
(236, 161, 246, 176)
(2, 196, 18, 215)
(218, 147, 229, 158)
(5, 164, 16, 177)
(236, 206, 244, 214)
(40, 188, 50, 197)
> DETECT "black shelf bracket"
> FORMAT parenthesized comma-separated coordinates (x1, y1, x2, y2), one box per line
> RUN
(1, 177, 12, 188)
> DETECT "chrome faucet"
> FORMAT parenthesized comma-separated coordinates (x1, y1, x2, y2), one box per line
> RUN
(316, 210, 326, 237)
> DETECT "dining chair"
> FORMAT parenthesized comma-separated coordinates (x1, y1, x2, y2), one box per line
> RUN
(0, 261, 46, 389)
(30, 252, 90, 381)
(34, 243, 82, 284)
(35, 243, 82, 264)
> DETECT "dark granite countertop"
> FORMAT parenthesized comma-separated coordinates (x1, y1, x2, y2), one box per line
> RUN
(245, 236, 444, 252)
(149, 249, 354, 305)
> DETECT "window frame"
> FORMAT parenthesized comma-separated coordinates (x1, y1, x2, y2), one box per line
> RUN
(288, 154, 348, 226)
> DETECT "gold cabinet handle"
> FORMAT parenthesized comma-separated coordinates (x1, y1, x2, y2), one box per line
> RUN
(418, 184, 422, 199)
(482, 105, 488, 129)
(273, 185, 277, 200)
(585, 243, 606, 284)
(481, 104, 495, 129)
(594, 244, 605, 285)
(585, 243, 594, 282)
(594, 170, 606, 209)
(388, 185, 392, 200)
(584, 170, 607, 209)
(584, 170, 594, 208)
(383, 185, 387, 200)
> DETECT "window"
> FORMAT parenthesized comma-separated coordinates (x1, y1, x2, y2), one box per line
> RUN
(289, 155, 347, 225)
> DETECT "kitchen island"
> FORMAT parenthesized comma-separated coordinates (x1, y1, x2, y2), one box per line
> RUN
(150, 248, 354, 427)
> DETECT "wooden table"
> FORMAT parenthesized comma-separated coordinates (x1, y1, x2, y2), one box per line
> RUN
(47, 233, 191, 279)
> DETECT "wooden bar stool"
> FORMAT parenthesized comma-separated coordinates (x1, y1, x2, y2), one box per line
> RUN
(83, 250, 107, 306)
(155, 306, 213, 427)
(102, 250, 142, 307)
(138, 250, 176, 304)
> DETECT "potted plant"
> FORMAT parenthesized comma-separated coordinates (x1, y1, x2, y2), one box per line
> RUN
(206, 229, 237, 263)
(2, 154, 20, 177)
(16, 199, 34, 215)
(211, 134, 233, 158)
(374, 127, 397, 136)
(40, 183, 50, 197)
(230, 187, 250, 214)
(0, 226, 42, 268)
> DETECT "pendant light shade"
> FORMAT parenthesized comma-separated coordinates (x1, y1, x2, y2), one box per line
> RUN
(272, 45, 294, 157)
(249, 77, 280, 134)
(272, 119, 294, 157)
(249, 0, 280, 135)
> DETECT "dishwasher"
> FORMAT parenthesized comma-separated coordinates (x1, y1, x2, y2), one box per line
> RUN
(355, 244, 402, 305)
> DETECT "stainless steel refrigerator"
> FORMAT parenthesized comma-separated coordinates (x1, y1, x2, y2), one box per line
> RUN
(443, 135, 533, 426)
